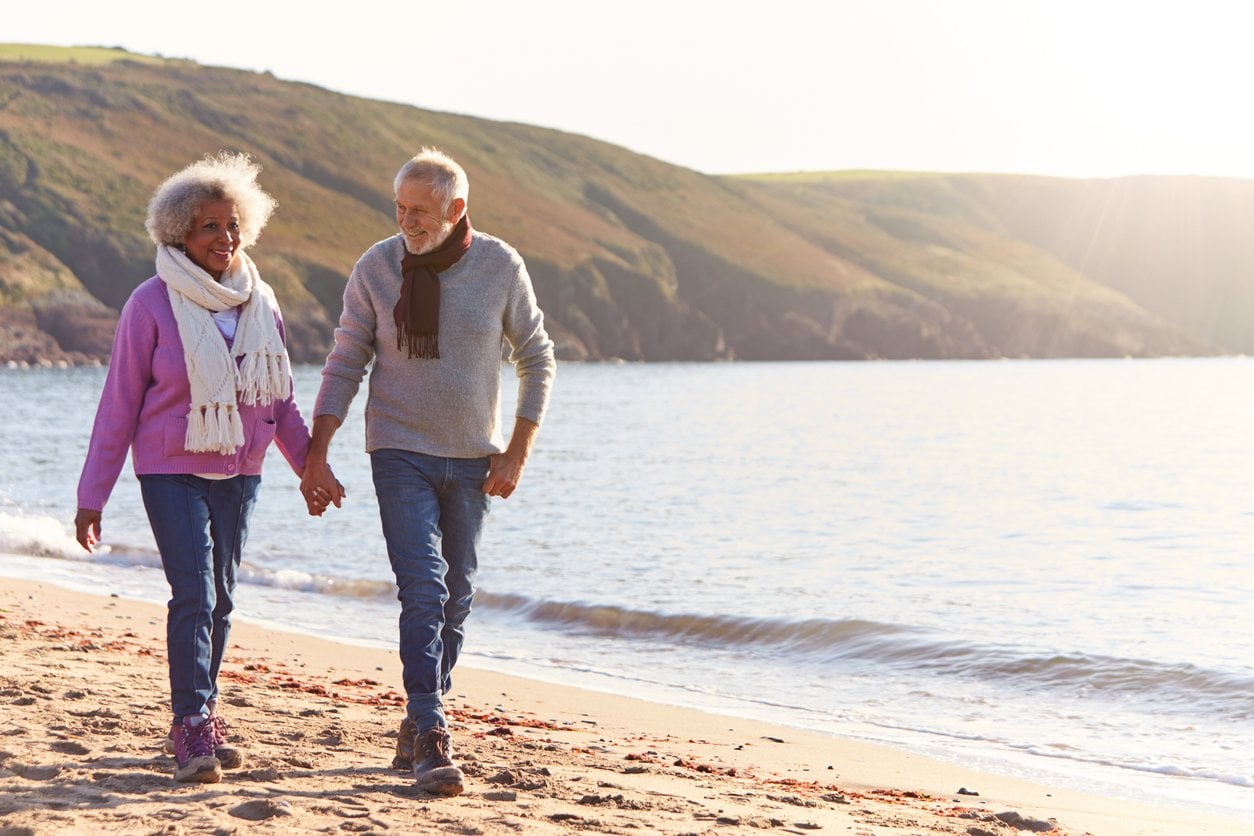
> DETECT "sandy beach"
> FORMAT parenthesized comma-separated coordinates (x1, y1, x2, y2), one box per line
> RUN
(0, 576, 1245, 835)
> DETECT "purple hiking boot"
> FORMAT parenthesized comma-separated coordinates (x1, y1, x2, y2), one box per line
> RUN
(168, 714, 222, 783)
(164, 701, 243, 769)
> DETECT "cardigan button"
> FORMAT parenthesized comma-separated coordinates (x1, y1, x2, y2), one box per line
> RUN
(226, 464, 236, 473)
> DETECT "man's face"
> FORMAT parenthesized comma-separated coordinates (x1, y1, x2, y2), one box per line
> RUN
(395, 179, 454, 254)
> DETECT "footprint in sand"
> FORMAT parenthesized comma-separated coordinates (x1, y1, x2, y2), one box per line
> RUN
(12, 762, 62, 780)
(239, 767, 282, 782)
(229, 798, 293, 821)
(50, 741, 90, 755)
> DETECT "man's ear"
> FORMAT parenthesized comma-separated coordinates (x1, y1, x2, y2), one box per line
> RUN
(447, 197, 466, 223)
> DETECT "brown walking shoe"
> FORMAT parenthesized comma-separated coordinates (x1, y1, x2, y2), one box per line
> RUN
(412, 726, 464, 796)
(392, 716, 417, 770)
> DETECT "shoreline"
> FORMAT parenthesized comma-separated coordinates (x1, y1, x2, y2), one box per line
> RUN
(1, 577, 1248, 834)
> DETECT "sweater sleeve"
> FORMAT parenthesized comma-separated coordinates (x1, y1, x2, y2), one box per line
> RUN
(314, 255, 377, 423)
(504, 258, 556, 425)
(76, 295, 158, 511)
(271, 315, 313, 477)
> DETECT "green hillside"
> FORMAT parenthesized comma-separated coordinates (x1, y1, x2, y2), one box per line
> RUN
(735, 172, 1254, 356)
(0, 45, 1237, 365)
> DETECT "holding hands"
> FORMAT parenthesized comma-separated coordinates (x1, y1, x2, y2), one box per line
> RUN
(301, 459, 345, 516)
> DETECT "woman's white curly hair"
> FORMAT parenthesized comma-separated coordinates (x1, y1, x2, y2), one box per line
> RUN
(145, 151, 278, 249)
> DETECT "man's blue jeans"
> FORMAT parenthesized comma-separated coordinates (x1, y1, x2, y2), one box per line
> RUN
(371, 449, 491, 733)
(139, 473, 260, 720)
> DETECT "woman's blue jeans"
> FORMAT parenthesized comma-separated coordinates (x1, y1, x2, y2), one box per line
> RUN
(370, 449, 491, 733)
(139, 473, 260, 720)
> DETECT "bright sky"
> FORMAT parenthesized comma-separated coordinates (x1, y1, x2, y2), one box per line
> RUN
(6, 0, 1252, 178)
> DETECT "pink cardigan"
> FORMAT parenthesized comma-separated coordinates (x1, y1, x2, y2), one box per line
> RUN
(77, 276, 312, 512)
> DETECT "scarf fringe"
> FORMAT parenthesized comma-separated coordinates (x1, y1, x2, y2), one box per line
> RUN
(236, 351, 292, 406)
(398, 331, 441, 360)
(185, 403, 247, 455)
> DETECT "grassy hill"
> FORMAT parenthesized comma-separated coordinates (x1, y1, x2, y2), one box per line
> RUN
(0, 45, 1240, 365)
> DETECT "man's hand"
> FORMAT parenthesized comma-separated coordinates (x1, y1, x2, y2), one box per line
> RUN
(75, 508, 101, 553)
(301, 414, 345, 516)
(301, 460, 345, 516)
(483, 416, 540, 499)
(484, 451, 524, 498)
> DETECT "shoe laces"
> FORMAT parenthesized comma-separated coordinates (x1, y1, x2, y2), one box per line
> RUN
(207, 714, 230, 746)
(419, 727, 452, 760)
(182, 717, 217, 759)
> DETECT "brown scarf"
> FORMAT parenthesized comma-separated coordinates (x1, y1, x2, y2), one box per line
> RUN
(394, 214, 474, 359)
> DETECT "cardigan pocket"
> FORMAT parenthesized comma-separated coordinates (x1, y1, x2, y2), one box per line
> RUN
(163, 416, 190, 455)
(243, 418, 277, 467)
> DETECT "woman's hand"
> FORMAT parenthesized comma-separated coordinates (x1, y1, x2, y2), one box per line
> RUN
(75, 508, 102, 553)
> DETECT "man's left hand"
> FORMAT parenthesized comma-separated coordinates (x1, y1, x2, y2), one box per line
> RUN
(484, 417, 540, 499)
(483, 451, 525, 499)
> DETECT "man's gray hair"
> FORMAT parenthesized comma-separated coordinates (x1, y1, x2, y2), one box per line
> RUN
(394, 147, 469, 214)
(145, 151, 277, 249)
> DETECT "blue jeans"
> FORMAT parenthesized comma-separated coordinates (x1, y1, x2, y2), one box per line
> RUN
(139, 473, 260, 720)
(371, 449, 491, 732)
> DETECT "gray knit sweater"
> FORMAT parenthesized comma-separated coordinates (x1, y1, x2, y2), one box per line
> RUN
(314, 231, 555, 458)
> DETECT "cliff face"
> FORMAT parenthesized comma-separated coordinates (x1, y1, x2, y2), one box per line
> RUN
(0, 46, 1238, 366)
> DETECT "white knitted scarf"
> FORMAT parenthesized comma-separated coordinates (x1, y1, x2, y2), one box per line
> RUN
(156, 245, 292, 455)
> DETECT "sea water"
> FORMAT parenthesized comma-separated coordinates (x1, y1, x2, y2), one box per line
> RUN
(2, 358, 1252, 820)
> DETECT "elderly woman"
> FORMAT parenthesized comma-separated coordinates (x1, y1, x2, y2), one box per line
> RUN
(74, 152, 336, 784)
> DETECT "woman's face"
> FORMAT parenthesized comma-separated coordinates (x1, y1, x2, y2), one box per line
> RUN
(183, 199, 240, 280)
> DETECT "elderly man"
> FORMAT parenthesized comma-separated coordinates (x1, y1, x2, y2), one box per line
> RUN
(301, 147, 555, 796)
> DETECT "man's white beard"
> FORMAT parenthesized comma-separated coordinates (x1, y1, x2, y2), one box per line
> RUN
(404, 220, 455, 255)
